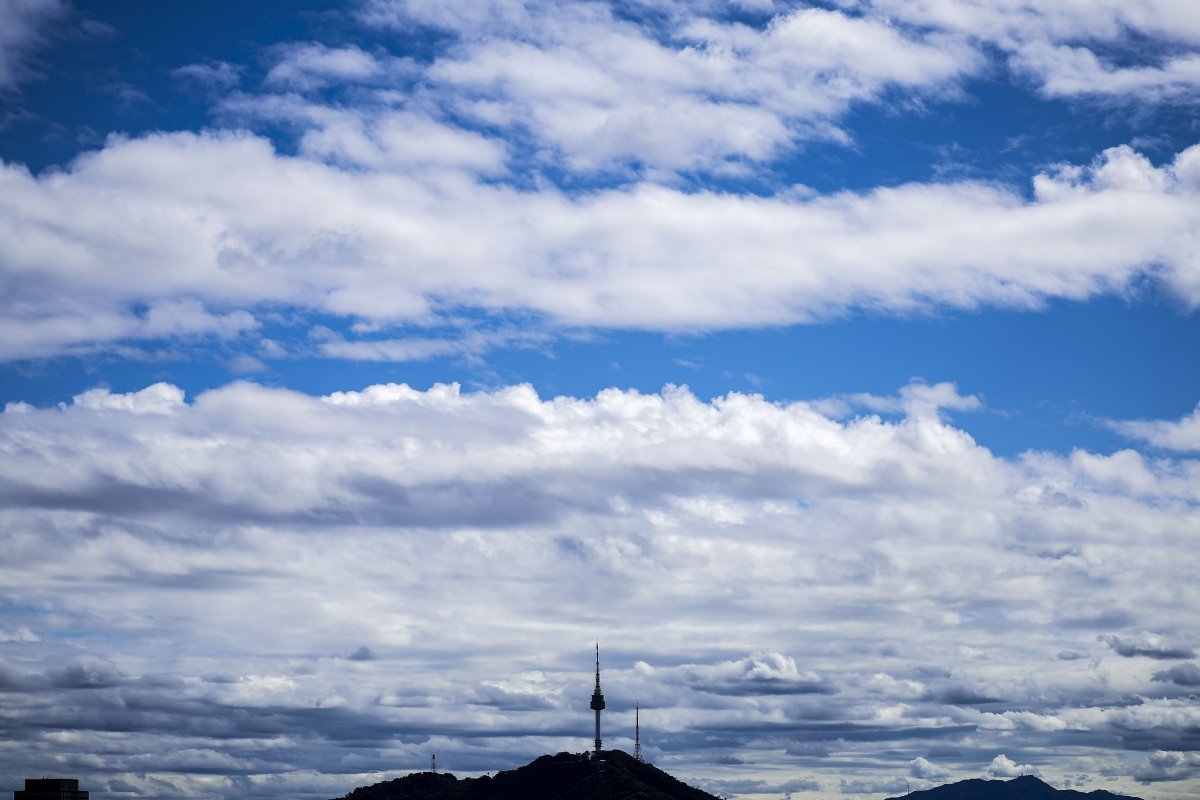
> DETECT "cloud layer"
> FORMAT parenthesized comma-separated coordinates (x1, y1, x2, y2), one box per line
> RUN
(3, 132, 1199, 362)
(1, 381, 1197, 798)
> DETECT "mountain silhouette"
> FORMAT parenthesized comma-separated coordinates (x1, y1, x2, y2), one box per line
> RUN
(885, 774, 1142, 800)
(333, 754, 1146, 800)
(332, 750, 721, 800)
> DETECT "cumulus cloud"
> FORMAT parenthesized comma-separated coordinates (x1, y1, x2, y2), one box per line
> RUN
(986, 754, 1040, 778)
(862, 0, 1200, 102)
(0, 379, 1197, 796)
(407, 2, 976, 173)
(1012, 44, 1200, 103)
(2, 130, 1199, 362)
(1109, 405, 1200, 453)
(820, 381, 983, 420)
(1131, 750, 1200, 783)
(264, 43, 387, 91)
(668, 653, 836, 697)
(70, 382, 186, 414)
(910, 756, 951, 781)
(342, 0, 1200, 177)
(348, 646, 377, 662)
(220, 92, 509, 178)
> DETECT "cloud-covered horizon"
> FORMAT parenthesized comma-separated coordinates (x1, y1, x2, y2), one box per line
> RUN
(1, 379, 1198, 799)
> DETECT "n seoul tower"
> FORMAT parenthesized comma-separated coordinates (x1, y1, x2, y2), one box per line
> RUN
(590, 643, 606, 760)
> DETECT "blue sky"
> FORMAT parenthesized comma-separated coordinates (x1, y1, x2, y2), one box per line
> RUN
(1, 2, 1199, 800)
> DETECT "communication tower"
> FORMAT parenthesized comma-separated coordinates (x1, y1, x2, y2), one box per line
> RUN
(634, 700, 643, 762)
(590, 642, 606, 760)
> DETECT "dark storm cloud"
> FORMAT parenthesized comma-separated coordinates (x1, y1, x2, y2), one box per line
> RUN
(0, 659, 38, 691)
(1152, 663, 1200, 687)
(691, 719, 979, 743)
(50, 658, 125, 689)
(922, 683, 1005, 706)
(1059, 609, 1136, 630)
(0, 657, 125, 692)
(666, 654, 839, 699)
(698, 677, 838, 698)
(1131, 750, 1200, 783)
(467, 684, 560, 711)
(1102, 634, 1196, 660)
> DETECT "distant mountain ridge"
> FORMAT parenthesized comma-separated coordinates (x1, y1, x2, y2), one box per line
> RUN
(885, 774, 1143, 800)
(332, 749, 720, 800)
(332, 753, 1145, 800)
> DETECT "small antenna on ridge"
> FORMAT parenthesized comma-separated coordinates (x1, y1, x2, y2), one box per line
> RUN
(634, 700, 643, 762)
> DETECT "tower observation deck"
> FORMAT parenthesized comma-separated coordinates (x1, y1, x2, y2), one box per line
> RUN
(590, 643, 605, 760)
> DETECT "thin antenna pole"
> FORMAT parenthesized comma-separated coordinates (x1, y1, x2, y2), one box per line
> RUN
(634, 700, 643, 762)
(431, 754, 436, 773)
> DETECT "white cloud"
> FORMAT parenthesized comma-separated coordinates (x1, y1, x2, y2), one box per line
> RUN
(221, 93, 508, 174)
(860, 0, 1200, 47)
(358, 0, 535, 34)
(0, 624, 38, 642)
(1109, 405, 1200, 453)
(0, 378, 1196, 797)
(171, 61, 241, 92)
(226, 353, 267, 374)
(345, 0, 1200, 176)
(2, 130, 1199, 362)
(414, 3, 976, 173)
(861, 0, 1200, 101)
(70, 382, 186, 414)
(825, 381, 983, 419)
(986, 754, 1040, 778)
(910, 756, 950, 781)
(264, 43, 386, 91)
(1013, 43, 1200, 102)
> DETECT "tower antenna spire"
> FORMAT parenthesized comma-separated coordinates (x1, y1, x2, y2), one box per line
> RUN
(589, 642, 605, 761)
(634, 700, 643, 762)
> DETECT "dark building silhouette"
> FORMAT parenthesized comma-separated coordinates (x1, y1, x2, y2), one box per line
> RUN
(14, 778, 89, 800)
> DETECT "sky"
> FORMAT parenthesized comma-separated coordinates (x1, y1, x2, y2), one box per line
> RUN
(0, 1, 1198, 799)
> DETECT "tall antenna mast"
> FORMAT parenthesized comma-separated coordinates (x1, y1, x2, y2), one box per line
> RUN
(589, 642, 605, 761)
(634, 700, 643, 762)
(431, 754, 436, 773)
